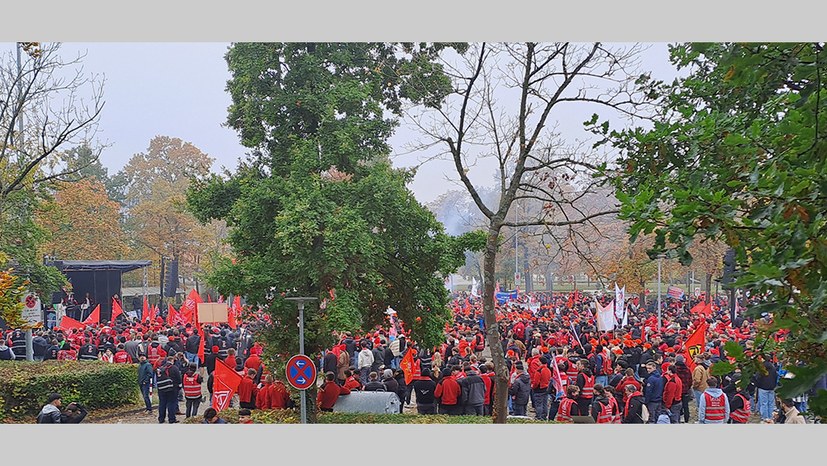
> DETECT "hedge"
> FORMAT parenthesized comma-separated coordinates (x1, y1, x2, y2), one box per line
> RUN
(184, 409, 551, 424)
(0, 361, 139, 421)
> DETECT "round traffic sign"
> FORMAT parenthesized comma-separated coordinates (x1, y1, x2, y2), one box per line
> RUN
(285, 354, 317, 390)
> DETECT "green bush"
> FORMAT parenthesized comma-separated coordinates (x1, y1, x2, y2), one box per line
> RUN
(0, 361, 139, 421)
(184, 409, 552, 424)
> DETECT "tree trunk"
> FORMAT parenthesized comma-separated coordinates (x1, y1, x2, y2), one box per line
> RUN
(522, 244, 532, 293)
(639, 278, 646, 306)
(482, 226, 508, 424)
(705, 272, 712, 304)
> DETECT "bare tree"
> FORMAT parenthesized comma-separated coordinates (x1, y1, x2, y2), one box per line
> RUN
(0, 42, 104, 213)
(409, 42, 655, 423)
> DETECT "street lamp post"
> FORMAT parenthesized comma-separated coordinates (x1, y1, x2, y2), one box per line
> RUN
(285, 297, 317, 424)
(657, 254, 666, 333)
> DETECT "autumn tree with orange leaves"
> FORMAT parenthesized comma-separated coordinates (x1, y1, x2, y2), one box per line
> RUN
(37, 179, 129, 260)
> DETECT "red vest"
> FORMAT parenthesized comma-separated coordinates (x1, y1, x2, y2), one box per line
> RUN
(596, 400, 613, 424)
(580, 373, 595, 398)
(182, 373, 202, 398)
(703, 392, 727, 422)
(555, 398, 577, 423)
(729, 393, 750, 423)
(565, 360, 579, 380)
(113, 351, 130, 364)
(148, 345, 161, 364)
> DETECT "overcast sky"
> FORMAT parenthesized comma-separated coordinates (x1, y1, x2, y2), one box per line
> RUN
(10, 42, 681, 205)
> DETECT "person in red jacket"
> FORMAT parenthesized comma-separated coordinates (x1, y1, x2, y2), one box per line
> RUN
(237, 368, 258, 409)
(343, 369, 362, 391)
(615, 368, 641, 404)
(317, 372, 350, 412)
(480, 362, 495, 415)
(113, 344, 132, 364)
(663, 364, 683, 423)
(244, 352, 263, 373)
(531, 355, 552, 420)
(434, 365, 462, 415)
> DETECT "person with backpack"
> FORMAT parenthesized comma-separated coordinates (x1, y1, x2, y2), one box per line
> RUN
(622, 384, 646, 424)
(156, 356, 182, 424)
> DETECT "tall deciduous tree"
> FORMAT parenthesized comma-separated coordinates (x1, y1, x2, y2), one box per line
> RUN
(0, 42, 103, 297)
(37, 179, 129, 260)
(412, 42, 654, 422)
(119, 136, 224, 293)
(602, 42, 827, 415)
(188, 43, 483, 421)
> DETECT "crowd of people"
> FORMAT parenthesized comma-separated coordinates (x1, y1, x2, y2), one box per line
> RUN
(316, 289, 826, 424)
(7, 287, 826, 425)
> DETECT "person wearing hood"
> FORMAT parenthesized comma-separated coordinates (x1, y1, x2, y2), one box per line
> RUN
(458, 363, 486, 416)
(622, 384, 646, 423)
(590, 384, 615, 423)
(382, 369, 399, 397)
(509, 361, 531, 416)
(36, 393, 64, 423)
(643, 361, 665, 423)
(698, 376, 730, 424)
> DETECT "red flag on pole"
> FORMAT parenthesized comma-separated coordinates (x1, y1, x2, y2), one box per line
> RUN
(212, 358, 243, 411)
(111, 298, 124, 322)
(83, 304, 100, 326)
(167, 304, 179, 327)
(180, 289, 202, 324)
(400, 349, 415, 385)
(194, 302, 205, 364)
(59, 316, 86, 331)
(681, 321, 708, 372)
(142, 296, 150, 322)
(146, 301, 155, 324)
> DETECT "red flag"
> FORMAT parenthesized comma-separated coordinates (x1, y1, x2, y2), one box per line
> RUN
(142, 296, 150, 321)
(681, 321, 708, 372)
(83, 304, 100, 325)
(690, 301, 712, 317)
(227, 295, 241, 330)
(194, 302, 206, 364)
(111, 298, 124, 322)
(167, 304, 179, 327)
(59, 316, 86, 331)
(400, 349, 415, 385)
(212, 358, 243, 411)
(181, 289, 202, 324)
(146, 301, 156, 324)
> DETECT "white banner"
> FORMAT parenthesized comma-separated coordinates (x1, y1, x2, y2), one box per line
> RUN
(595, 298, 616, 331)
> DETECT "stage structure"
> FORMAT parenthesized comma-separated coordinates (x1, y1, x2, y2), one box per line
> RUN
(47, 260, 152, 323)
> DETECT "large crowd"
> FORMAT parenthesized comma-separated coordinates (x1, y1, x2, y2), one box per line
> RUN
(4, 288, 826, 424)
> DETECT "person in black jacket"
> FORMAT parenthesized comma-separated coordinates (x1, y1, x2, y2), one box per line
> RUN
(363, 372, 386, 391)
(382, 369, 399, 395)
(78, 339, 99, 361)
(323, 350, 339, 376)
(60, 402, 88, 424)
(752, 353, 778, 422)
(156, 356, 182, 424)
(412, 368, 438, 414)
(185, 329, 201, 367)
(458, 363, 486, 416)
(393, 369, 409, 411)
(509, 362, 531, 416)
(622, 384, 646, 424)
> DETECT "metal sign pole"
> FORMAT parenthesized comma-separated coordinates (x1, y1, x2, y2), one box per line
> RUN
(286, 297, 317, 424)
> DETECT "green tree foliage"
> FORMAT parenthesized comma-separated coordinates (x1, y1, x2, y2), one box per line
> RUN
(599, 43, 827, 415)
(188, 43, 481, 362)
